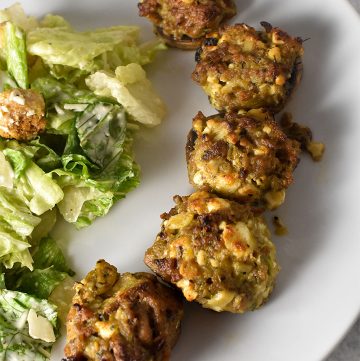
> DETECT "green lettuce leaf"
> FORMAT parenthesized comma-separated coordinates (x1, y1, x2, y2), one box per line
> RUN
(6, 237, 74, 298)
(0, 288, 57, 360)
(4, 22, 28, 89)
(76, 102, 127, 168)
(0, 188, 41, 238)
(0, 70, 18, 91)
(0, 273, 5, 288)
(32, 237, 74, 275)
(4, 237, 74, 299)
(31, 76, 99, 104)
(26, 22, 164, 83)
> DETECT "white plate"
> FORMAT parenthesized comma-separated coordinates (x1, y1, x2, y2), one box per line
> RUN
(3, 0, 360, 360)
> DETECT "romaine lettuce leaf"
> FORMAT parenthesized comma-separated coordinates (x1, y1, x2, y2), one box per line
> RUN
(0, 150, 14, 189)
(0, 69, 18, 91)
(86, 63, 166, 126)
(0, 3, 38, 32)
(0, 273, 5, 288)
(27, 26, 140, 72)
(4, 236, 74, 299)
(31, 76, 99, 104)
(53, 169, 113, 228)
(0, 288, 57, 360)
(3, 147, 64, 215)
(0, 188, 40, 238)
(76, 102, 127, 168)
(31, 209, 57, 245)
(39, 14, 71, 30)
(4, 21, 28, 88)
(0, 219, 33, 270)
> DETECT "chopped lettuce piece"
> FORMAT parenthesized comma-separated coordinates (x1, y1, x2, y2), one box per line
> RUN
(4, 237, 74, 299)
(0, 188, 41, 238)
(39, 14, 71, 29)
(54, 170, 113, 228)
(31, 209, 57, 245)
(32, 237, 74, 275)
(4, 22, 28, 88)
(13, 268, 67, 300)
(0, 273, 5, 288)
(31, 76, 99, 104)
(86, 63, 166, 126)
(26, 22, 164, 83)
(0, 288, 57, 360)
(0, 150, 14, 189)
(27, 26, 140, 72)
(3, 147, 64, 215)
(0, 219, 33, 270)
(76, 102, 127, 168)
(48, 275, 74, 323)
(0, 3, 38, 32)
(0, 69, 18, 91)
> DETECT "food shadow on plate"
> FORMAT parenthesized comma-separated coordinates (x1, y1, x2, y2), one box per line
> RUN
(171, 302, 244, 361)
(233, 0, 253, 15)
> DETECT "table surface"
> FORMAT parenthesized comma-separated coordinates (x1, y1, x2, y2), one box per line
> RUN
(325, 1, 360, 360)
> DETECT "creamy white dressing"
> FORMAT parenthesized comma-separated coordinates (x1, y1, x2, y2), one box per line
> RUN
(14, 310, 29, 330)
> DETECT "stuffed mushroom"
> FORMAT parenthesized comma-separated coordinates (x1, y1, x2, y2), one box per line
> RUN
(64, 260, 184, 361)
(186, 109, 300, 209)
(192, 22, 304, 112)
(145, 191, 279, 313)
(138, 0, 236, 49)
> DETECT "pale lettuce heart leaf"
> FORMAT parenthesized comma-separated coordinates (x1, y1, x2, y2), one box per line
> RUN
(31, 209, 57, 245)
(0, 150, 14, 189)
(0, 3, 38, 32)
(39, 14, 72, 29)
(3, 147, 64, 216)
(0, 220, 32, 270)
(0, 188, 41, 238)
(27, 26, 140, 72)
(86, 63, 166, 126)
(53, 170, 113, 228)
(0, 288, 57, 361)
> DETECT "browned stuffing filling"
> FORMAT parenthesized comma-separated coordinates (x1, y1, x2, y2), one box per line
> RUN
(138, 0, 236, 49)
(64, 260, 183, 361)
(192, 22, 304, 112)
(280, 112, 325, 162)
(186, 109, 301, 209)
(145, 191, 279, 313)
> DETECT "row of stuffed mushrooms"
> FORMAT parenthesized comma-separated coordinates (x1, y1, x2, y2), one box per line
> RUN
(142, 0, 305, 313)
(64, 2, 307, 360)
